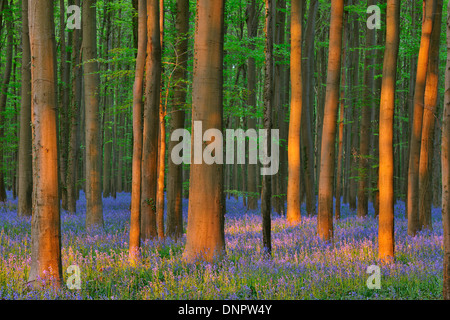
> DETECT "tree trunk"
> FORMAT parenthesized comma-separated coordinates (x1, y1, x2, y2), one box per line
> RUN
(419, 0, 442, 231)
(335, 10, 347, 221)
(405, 0, 418, 213)
(378, 0, 400, 262)
(18, 0, 33, 217)
(407, 0, 436, 236)
(27, 0, 62, 287)
(167, 0, 188, 240)
(246, 0, 259, 211)
(287, 0, 303, 225)
(59, 0, 70, 210)
(0, 1, 13, 203)
(156, 0, 166, 241)
(183, 0, 225, 262)
(357, 0, 376, 218)
(274, 0, 286, 216)
(130, 0, 147, 261)
(261, 0, 274, 256)
(129, 1, 147, 259)
(83, 0, 103, 229)
(349, 13, 359, 212)
(317, 0, 344, 241)
(442, 0, 450, 300)
(140, 0, 161, 241)
(302, 0, 318, 217)
(102, 10, 112, 199)
(66, 0, 82, 214)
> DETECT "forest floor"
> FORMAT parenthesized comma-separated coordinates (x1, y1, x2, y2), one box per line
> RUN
(0, 191, 443, 300)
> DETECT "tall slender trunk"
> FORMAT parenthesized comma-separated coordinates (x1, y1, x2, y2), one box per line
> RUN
(83, 0, 103, 229)
(140, 0, 161, 241)
(0, 1, 13, 203)
(317, 0, 344, 241)
(183, 0, 225, 262)
(335, 10, 347, 221)
(407, 0, 436, 236)
(405, 0, 418, 212)
(130, 0, 146, 261)
(302, 0, 318, 217)
(287, 0, 303, 225)
(59, 0, 70, 210)
(357, 0, 376, 218)
(349, 13, 359, 211)
(379, 0, 400, 262)
(274, 0, 286, 216)
(18, 0, 33, 217)
(261, 0, 274, 256)
(419, 0, 442, 231)
(102, 10, 112, 199)
(27, 0, 62, 287)
(442, 0, 450, 299)
(246, 0, 259, 211)
(167, 0, 188, 240)
(372, 1, 385, 217)
(156, 0, 166, 240)
(66, 0, 82, 214)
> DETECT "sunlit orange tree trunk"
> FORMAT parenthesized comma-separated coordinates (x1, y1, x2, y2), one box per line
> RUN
(141, 0, 161, 240)
(407, 0, 436, 236)
(183, 0, 225, 262)
(379, 0, 400, 262)
(83, 0, 103, 229)
(27, 0, 62, 287)
(156, 0, 165, 240)
(317, 0, 344, 241)
(419, 0, 442, 231)
(129, 0, 147, 262)
(287, 0, 303, 226)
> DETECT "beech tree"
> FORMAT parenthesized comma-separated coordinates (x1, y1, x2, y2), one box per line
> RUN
(317, 0, 344, 241)
(27, 0, 62, 286)
(407, 0, 436, 236)
(83, 0, 103, 229)
(245, 0, 259, 211)
(418, 0, 443, 231)
(287, 0, 303, 226)
(261, 0, 274, 254)
(302, 0, 318, 217)
(379, 0, 400, 262)
(0, 0, 12, 203)
(18, 0, 32, 217)
(129, 0, 147, 262)
(156, 0, 166, 240)
(140, 0, 161, 240)
(166, 0, 189, 240)
(183, 0, 225, 262)
(66, 0, 82, 214)
(357, 0, 377, 218)
(442, 0, 450, 300)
